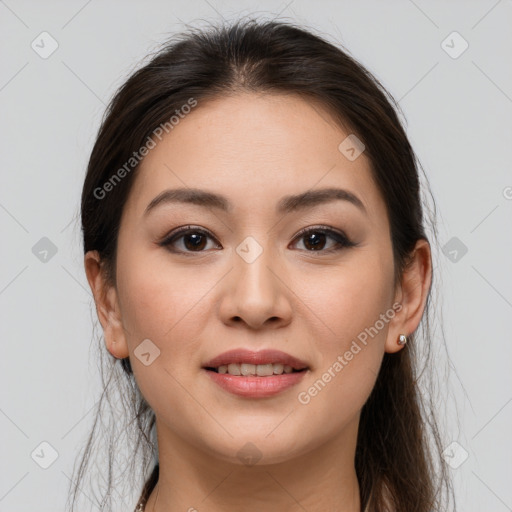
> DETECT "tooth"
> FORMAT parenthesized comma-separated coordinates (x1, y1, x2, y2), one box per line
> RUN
(218, 362, 297, 376)
(227, 363, 241, 375)
(272, 363, 284, 375)
(240, 363, 256, 376)
(256, 364, 274, 376)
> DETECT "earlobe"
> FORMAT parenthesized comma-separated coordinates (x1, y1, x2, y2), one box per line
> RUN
(105, 334, 130, 359)
(384, 239, 432, 354)
(84, 251, 130, 359)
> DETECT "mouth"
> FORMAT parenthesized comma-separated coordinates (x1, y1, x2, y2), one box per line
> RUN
(202, 348, 309, 398)
(202, 348, 309, 375)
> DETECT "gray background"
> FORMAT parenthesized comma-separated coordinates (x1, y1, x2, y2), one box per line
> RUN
(1, 0, 511, 510)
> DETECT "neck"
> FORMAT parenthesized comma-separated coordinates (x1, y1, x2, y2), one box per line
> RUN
(144, 419, 361, 512)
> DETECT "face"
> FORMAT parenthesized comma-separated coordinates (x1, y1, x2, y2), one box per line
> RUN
(97, 93, 408, 465)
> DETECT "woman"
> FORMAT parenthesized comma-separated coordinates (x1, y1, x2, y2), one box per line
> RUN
(72, 19, 453, 512)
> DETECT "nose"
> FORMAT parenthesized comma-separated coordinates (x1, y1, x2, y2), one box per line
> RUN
(218, 243, 293, 330)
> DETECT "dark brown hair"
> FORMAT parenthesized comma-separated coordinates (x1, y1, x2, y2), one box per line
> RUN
(71, 18, 453, 512)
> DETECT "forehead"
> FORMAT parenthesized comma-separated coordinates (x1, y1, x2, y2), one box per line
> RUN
(124, 92, 386, 223)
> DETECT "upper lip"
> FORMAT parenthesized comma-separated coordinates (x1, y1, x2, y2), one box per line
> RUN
(203, 349, 309, 370)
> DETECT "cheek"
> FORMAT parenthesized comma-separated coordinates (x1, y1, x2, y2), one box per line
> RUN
(300, 253, 393, 350)
(292, 272, 391, 437)
(117, 244, 210, 334)
(115, 250, 217, 421)
(295, 251, 394, 406)
(116, 247, 219, 377)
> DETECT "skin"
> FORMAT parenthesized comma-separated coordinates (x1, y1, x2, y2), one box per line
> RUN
(85, 92, 432, 512)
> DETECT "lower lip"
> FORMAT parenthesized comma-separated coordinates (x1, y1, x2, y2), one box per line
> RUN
(203, 369, 308, 398)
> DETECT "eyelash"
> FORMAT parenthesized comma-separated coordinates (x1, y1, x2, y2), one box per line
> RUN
(158, 224, 356, 255)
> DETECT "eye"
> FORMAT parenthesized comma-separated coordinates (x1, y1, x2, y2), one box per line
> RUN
(158, 226, 221, 254)
(159, 224, 355, 255)
(290, 226, 355, 253)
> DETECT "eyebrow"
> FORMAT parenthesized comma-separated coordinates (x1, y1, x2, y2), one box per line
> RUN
(144, 187, 367, 216)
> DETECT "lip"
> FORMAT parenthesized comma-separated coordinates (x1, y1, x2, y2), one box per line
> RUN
(203, 348, 309, 370)
(204, 369, 308, 398)
(202, 348, 310, 398)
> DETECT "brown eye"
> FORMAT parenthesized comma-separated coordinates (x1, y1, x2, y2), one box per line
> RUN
(302, 232, 327, 251)
(159, 226, 221, 254)
(181, 233, 207, 251)
(291, 227, 355, 253)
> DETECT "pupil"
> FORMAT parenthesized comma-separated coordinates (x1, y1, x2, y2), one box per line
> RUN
(305, 233, 325, 251)
(184, 233, 206, 251)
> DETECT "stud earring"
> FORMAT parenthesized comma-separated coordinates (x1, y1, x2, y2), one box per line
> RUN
(397, 334, 408, 346)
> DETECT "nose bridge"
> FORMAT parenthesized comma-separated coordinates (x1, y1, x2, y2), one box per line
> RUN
(219, 234, 292, 329)
(236, 235, 275, 295)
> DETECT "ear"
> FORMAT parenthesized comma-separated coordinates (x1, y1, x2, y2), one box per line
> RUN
(385, 238, 432, 354)
(84, 250, 129, 359)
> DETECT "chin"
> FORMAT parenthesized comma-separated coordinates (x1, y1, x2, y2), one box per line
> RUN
(200, 430, 309, 467)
